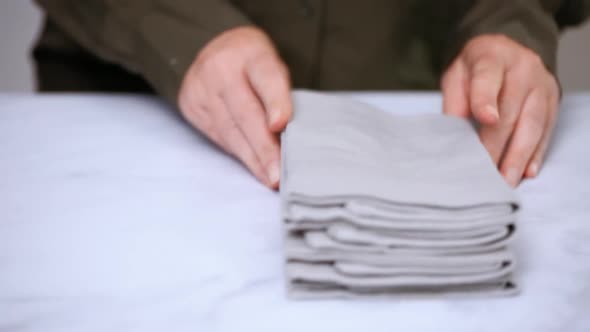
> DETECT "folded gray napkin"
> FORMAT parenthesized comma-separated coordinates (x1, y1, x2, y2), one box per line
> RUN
(281, 90, 519, 299)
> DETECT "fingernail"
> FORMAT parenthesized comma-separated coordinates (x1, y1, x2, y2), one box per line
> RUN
(484, 105, 499, 121)
(267, 160, 280, 186)
(528, 163, 539, 178)
(504, 167, 520, 187)
(268, 108, 281, 127)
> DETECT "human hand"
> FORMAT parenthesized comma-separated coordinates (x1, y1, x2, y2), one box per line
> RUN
(178, 26, 292, 189)
(442, 34, 559, 187)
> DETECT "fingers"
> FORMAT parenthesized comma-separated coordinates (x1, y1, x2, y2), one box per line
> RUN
(184, 93, 271, 186)
(178, 81, 221, 146)
(223, 126, 270, 186)
(499, 88, 549, 187)
(467, 56, 504, 125)
(223, 81, 281, 188)
(442, 60, 470, 118)
(478, 70, 529, 164)
(211, 96, 271, 186)
(246, 54, 293, 132)
(177, 26, 289, 189)
(448, 35, 560, 186)
(525, 79, 560, 178)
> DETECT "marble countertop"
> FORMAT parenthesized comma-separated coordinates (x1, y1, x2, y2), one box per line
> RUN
(0, 92, 589, 332)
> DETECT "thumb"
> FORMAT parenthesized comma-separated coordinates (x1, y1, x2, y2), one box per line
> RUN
(246, 54, 293, 133)
(441, 60, 470, 118)
(467, 57, 504, 125)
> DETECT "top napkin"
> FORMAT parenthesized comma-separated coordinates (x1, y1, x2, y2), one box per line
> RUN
(281, 90, 518, 209)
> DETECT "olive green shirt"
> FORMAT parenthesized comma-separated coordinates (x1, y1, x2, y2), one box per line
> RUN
(33, 0, 590, 105)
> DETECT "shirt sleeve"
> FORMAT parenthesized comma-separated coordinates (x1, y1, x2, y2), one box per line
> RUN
(35, 0, 252, 104)
(442, 0, 589, 76)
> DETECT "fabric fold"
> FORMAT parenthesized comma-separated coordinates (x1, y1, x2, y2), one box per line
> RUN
(281, 90, 519, 299)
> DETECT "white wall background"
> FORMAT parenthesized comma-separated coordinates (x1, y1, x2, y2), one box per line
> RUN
(0, 0, 588, 91)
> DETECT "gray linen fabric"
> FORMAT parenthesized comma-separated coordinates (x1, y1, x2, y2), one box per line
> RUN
(281, 91, 519, 299)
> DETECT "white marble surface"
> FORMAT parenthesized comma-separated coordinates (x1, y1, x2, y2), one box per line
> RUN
(0, 92, 589, 332)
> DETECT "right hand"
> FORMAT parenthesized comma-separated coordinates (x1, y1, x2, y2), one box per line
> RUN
(178, 26, 292, 189)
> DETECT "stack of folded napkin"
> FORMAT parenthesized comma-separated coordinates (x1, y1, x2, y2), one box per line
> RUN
(281, 91, 519, 299)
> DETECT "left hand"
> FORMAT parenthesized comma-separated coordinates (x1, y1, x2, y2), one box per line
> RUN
(441, 34, 560, 187)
